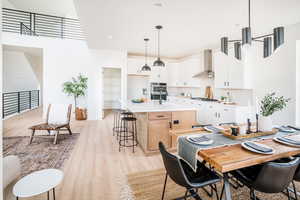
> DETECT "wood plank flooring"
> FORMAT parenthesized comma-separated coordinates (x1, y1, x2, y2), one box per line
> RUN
(3, 108, 164, 200)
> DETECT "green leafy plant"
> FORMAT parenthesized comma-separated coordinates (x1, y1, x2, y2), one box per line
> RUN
(63, 74, 88, 108)
(260, 92, 290, 117)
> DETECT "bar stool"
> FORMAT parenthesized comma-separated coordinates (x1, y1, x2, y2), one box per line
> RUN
(119, 116, 138, 153)
(112, 109, 124, 136)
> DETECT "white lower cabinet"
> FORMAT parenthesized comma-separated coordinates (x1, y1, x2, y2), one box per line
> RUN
(195, 102, 250, 125)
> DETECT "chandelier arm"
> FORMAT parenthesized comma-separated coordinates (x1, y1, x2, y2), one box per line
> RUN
(252, 39, 264, 43)
(228, 39, 242, 43)
(252, 33, 273, 40)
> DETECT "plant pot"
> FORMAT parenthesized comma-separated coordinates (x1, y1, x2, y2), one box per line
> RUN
(75, 107, 87, 120)
(258, 116, 273, 132)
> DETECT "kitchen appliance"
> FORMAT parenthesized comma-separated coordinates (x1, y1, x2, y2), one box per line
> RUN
(192, 49, 214, 78)
(150, 82, 167, 100)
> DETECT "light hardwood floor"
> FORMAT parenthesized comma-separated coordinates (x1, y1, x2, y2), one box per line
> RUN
(3, 108, 164, 200)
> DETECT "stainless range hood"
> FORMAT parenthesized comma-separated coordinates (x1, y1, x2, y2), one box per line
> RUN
(192, 49, 214, 78)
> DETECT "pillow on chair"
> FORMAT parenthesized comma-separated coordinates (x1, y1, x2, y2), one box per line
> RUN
(48, 104, 70, 125)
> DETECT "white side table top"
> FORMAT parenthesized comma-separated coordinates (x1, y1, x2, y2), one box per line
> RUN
(13, 169, 64, 198)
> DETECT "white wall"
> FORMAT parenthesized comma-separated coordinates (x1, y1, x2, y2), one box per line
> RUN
(3, 50, 40, 92)
(296, 41, 300, 126)
(0, 0, 3, 193)
(249, 23, 300, 125)
(2, 33, 127, 120)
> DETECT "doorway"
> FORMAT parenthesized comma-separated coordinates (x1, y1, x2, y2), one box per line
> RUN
(102, 67, 122, 118)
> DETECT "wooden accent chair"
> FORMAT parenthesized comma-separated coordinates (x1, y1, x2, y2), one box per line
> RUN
(29, 104, 73, 144)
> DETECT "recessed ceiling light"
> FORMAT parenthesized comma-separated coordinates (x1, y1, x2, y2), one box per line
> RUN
(107, 35, 113, 39)
(153, 2, 163, 7)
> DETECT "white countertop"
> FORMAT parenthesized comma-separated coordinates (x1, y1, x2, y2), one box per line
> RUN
(126, 101, 197, 113)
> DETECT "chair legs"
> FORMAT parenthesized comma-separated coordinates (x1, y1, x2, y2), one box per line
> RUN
(250, 189, 257, 200)
(292, 181, 299, 200)
(67, 126, 73, 135)
(161, 173, 168, 200)
(53, 130, 59, 145)
(29, 129, 36, 144)
(161, 173, 219, 200)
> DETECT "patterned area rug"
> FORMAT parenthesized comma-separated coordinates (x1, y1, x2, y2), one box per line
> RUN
(123, 168, 299, 200)
(3, 133, 80, 177)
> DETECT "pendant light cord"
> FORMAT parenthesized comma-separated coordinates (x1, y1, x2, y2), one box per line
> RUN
(145, 40, 148, 64)
(248, 0, 251, 28)
(158, 28, 160, 58)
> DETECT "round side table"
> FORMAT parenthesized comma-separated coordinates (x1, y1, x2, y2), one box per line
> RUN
(13, 169, 63, 200)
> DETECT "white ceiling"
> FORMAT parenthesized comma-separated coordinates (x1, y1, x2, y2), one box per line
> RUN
(5, 0, 77, 18)
(74, 0, 300, 58)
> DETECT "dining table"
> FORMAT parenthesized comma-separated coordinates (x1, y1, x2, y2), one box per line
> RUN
(197, 134, 300, 200)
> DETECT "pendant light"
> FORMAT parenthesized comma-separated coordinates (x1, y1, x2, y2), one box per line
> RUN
(141, 38, 151, 71)
(153, 25, 165, 67)
(221, 0, 284, 59)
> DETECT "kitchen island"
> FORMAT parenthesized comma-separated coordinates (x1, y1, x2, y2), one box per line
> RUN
(126, 102, 198, 155)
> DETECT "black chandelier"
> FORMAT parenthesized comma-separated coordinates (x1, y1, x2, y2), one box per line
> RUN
(153, 25, 165, 67)
(221, 0, 284, 59)
(141, 38, 151, 71)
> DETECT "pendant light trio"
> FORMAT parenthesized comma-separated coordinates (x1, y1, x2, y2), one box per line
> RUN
(221, 0, 284, 60)
(141, 25, 165, 71)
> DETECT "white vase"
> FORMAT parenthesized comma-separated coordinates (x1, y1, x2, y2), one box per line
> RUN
(258, 116, 273, 132)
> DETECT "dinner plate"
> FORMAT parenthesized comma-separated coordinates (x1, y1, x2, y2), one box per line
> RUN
(241, 142, 274, 155)
(273, 137, 300, 147)
(203, 126, 224, 133)
(186, 135, 214, 146)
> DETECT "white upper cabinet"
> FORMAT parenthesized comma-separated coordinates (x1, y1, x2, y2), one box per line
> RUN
(170, 57, 201, 87)
(214, 51, 252, 89)
(149, 66, 168, 83)
(167, 62, 179, 86)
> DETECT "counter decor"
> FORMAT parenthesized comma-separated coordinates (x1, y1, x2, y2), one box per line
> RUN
(258, 93, 290, 131)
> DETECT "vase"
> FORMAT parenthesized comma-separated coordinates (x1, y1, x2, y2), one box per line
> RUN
(258, 116, 273, 132)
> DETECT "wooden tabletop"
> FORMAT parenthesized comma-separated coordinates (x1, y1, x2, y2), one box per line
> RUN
(198, 135, 300, 173)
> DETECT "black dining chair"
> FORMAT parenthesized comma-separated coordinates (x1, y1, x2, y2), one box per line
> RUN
(290, 156, 300, 200)
(230, 157, 300, 200)
(159, 142, 221, 200)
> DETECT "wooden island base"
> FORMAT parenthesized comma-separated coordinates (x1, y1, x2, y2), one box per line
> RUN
(134, 110, 207, 155)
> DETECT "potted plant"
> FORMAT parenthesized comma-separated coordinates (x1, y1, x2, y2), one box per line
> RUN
(258, 92, 290, 131)
(63, 74, 88, 120)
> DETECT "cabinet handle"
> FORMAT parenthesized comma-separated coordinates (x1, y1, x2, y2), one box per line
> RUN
(156, 115, 165, 118)
(227, 82, 230, 86)
(218, 113, 221, 118)
(169, 122, 172, 129)
(224, 82, 226, 86)
(215, 112, 218, 117)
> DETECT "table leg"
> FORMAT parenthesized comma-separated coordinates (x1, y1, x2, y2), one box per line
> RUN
(53, 188, 56, 200)
(47, 191, 50, 200)
(16, 197, 18, 200)
(223, 173, 232, 200)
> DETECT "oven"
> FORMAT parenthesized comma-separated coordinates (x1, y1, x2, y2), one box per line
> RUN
(150, 82, 168, 100)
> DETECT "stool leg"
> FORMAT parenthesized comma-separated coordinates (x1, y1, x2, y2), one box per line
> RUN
(132, 121, 135, 153)
(135, 120, 138, 145)
(113, 111, 116, 136)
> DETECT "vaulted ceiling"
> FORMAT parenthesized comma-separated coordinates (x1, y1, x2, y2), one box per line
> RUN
(74, 0, 300, 58)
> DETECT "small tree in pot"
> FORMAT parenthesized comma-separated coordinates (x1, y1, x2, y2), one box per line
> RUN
(258, 92, 290, 131)
(63, 74, 88, 119)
